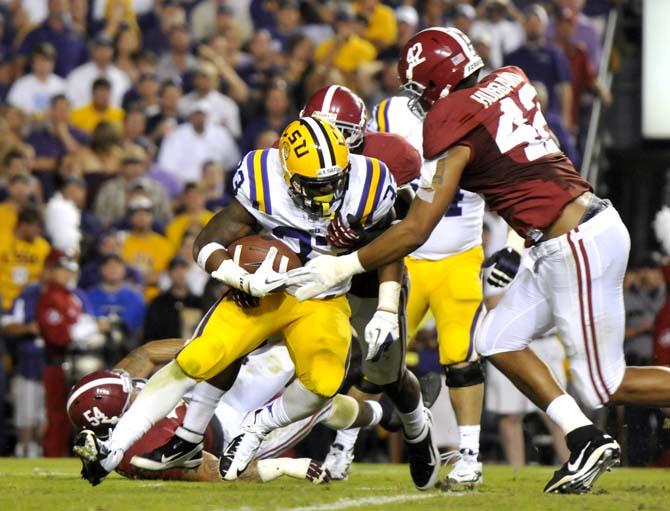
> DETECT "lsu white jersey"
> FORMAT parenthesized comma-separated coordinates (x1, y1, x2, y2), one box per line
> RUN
(370, 95, 484, 260)
(233, 147, 396, 297)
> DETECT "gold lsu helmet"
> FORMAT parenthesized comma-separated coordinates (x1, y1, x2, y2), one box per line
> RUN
(279, 117, 350, 218)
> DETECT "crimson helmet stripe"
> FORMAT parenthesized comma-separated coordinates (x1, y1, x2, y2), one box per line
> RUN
(322, 85, 339, 112)
(66, 377, 126, 411)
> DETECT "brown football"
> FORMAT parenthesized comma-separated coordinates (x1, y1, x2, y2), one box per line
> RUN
(227, 234, 302, 273)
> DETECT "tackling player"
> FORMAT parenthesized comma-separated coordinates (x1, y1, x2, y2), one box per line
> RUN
(288, 27, 670, 494)
(74, 117, 438, 490)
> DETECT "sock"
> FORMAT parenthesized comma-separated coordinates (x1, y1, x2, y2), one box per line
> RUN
(364, 400, 383, 428)
(257, 458, 312, 482)
(180, 382, 225, 440)
(106, 361, 196, 469)
(458, 425, 480, 455)
(545, 394, 592, 435)
(398, 401, 426, 439)
(331, 427, 360, 451)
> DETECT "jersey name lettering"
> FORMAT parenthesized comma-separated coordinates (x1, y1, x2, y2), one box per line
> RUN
(470, 72, 524, 108)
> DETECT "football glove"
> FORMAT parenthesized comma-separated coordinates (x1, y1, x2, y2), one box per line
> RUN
(483, 247, 521, 288)
(289, 252, 365, 301)
(364, 309, 399, 361)
(327, 213, 365, 248)
(212, 247, 291, 297)
(230, 288, 260, 308)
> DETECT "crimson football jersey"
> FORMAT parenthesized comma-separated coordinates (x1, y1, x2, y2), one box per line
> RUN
(422, 66, 591, 243)
(357, 131, 421, 186)
(116, 403, 221, 480)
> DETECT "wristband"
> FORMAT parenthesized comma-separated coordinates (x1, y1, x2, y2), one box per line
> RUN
(377, 281, 401, 313)
(196, 242, 226, 271)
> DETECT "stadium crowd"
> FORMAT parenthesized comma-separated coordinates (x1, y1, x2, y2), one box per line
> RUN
(0, 0, 667, 471)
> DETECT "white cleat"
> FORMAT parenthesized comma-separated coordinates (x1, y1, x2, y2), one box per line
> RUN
(324, 442, 355, 480)
(443, 449, 483, 490)
(219, 409, 267, 480)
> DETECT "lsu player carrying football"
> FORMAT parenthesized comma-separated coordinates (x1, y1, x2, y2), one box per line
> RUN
(74, 117, 437, 489)
(369, 94, 486, 487)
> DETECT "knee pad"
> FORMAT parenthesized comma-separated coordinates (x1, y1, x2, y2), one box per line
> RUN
(444, 360, 485, 388)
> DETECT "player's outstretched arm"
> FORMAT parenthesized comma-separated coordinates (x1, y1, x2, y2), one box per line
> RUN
(291, 146, 470, 301)
(115, 339, 184, 378)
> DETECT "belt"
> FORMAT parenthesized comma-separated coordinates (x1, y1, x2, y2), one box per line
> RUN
(579, 195, 610, 225)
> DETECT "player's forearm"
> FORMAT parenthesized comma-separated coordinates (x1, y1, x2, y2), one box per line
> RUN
(376, 260, 403, 314)
(357, 219, 428, 271)
(115, 339, 183, 377)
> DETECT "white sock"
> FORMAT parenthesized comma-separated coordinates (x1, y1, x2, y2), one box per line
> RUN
(180, 382, 225, 439)
(106, 361, 195, 468)
(398, 401, 426, 439)
(545, 394, 592, 435)
(332, 427, 360, 450)
(322, 395, 359, 430)
(364, 400, 383, 428)
(257, 458, 312, 482)
(458, 425, 480, 454)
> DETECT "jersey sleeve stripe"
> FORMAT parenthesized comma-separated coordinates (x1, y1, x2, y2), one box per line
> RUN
(355, 158, 374, 219)
(260, 149, 272, 214)
(361, 158, 383, 224)
(366, 160, 387, 225)
(376, 99, 389, 132)
(246, 152, 257, 205)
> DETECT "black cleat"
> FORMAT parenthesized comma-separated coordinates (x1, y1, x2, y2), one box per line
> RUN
(73, 430, 113, 486)
(544, 426, 620, 494)
(130, 432, 203, 471)
(404, 409, 441, 490)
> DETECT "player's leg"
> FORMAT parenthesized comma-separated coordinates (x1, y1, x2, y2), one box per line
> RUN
(219, 296, 352, 480)
(75, 296, 284, 485)
(427, 247, 485, 486)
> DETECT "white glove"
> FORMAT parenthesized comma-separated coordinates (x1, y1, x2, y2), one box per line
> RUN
(290, 252, 365, 301)
(211, 247, 288, 298)
(364, 309, 399, 361)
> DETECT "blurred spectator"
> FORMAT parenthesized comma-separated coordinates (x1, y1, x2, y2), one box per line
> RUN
(44, 174, 86, 253)
(143, 255, 201, 341)
(255, 129, 281, 150)
(235, 30, 280, 98)
(113, 25, 141, 83)
(75, 120, 123, 175)
(395, 5, 418, 48)
(504, 5, 574, 133)
(26, 95, 88, 176)
(241, 81, 292, 153)
(7, 43, 66, 116)
(533, 81, 578, 165)
(314, 9, 377, 79)
(282, 33, 315, 107)
(548, 0, 602, 69)
(66, 33, 131, 108)
(0, 106, 37, 164)
(0, 169, 33, 234)
(1, 283, 45, 458)
(94, 144, 172, 228)
(156, 23, 197, 85)
(473, 34, 496, 77)
(179, 60, 241, 139)
(157, 102, 240, 187)
(146, 80, 183, 147)
(86, 254, 145, 345)
(69, 77, 125, 134)
(140, 1, 187, 56)
(19, 0, 87, 78)
(197, 34, 250, 105)
(165, 183, 213, 250)
(201, 160, 229, 211)
(419, 0, 447, 28)
(122, 71, 161, 116)
(451, 4, 476, 37)
(120, 195, 173, 300)
(271, 0, 303, 53)
(653, 262, 670, 366)
(79, 230, 143, 290)
(353, 0, 397, 50)
(120, 108, 152, 151)
(553, 7, 611, 132)
(471, 0, 524, 69)
(37, 249, 97, 457)
(0, 205, 50, 312)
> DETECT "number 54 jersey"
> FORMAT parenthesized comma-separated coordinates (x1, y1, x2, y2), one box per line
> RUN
(422, 66, 591, 245)
(371, 95, 484, 260)
(232, 148, 397, 297)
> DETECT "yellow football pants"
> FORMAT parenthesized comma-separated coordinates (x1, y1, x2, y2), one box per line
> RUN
(406, 245, 484, 365)
(176, 293, 351, 397)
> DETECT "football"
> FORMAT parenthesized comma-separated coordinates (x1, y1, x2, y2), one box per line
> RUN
(227, 234, 302, 273)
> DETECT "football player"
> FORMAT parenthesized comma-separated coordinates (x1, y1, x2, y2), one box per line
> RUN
(369, 94, 486, 487)
(289, 27, 670, 494)
(70, 339, 380, 484)
(75, 117, 438, 489)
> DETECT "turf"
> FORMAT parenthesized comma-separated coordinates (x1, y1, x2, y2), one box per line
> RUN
(0, 459, 668, 511)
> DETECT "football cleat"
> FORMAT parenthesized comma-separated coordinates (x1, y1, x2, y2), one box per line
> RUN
(443, 448, 483, 489)
(130, 434, 203, 471)
(324, 442, 355, 480)
(404, 409, 441, 490)
(544, 428, 620, 494)
(73, 429, 118, 486)
(219, 409, 267, 480)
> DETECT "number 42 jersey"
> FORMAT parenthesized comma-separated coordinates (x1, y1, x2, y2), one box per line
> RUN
(422, 66, 591, 244)
(371, 95, 484, 260)
(232, 148, 397, 297)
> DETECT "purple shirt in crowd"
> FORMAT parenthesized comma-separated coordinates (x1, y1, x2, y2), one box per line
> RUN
(19, 21, 88, 77)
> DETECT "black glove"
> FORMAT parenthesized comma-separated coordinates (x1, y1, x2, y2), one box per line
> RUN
(483, 247, 521, 287)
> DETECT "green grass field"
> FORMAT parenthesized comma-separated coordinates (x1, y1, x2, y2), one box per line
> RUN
(0, 459, 668, 511)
